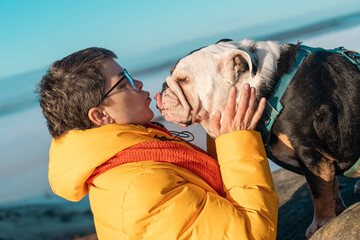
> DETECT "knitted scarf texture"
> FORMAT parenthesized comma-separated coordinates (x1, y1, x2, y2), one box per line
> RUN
(87, 140, 225, 197)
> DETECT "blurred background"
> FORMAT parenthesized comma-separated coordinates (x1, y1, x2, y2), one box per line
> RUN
(0, 0, 359, 238)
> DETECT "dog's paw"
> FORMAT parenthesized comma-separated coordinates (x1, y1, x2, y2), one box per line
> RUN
(306, 219, 329, 239)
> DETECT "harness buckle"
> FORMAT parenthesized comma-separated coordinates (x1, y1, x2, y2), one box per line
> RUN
(336, 47, 360, 68)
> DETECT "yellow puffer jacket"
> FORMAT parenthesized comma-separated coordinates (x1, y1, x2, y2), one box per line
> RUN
(49, 124, 278, 240)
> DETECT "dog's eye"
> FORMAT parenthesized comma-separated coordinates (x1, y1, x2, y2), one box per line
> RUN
(178, 78, 187, 83)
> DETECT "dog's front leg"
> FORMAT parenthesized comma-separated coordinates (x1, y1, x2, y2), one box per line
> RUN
(300, 153, 346, 239)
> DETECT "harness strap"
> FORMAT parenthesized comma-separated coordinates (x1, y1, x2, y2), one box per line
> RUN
(258, 46, 314, 145)
(331, 47, 360, 70)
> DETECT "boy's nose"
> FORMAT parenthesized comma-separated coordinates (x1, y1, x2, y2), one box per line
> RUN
(134, 80, 143, 90)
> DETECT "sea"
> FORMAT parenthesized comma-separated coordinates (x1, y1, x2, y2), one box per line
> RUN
(1, 12, 360, 205)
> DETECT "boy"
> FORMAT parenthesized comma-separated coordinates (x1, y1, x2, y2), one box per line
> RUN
(37, 47, 278, 239)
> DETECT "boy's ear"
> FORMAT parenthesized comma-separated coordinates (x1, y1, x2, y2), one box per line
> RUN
(88, 107, 114, 126)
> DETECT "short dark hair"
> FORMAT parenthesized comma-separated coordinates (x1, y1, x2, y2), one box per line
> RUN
(36, 47, 117, 138)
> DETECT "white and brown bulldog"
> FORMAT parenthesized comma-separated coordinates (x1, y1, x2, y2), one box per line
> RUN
(155, 39, 262, 136)
(155, 39, 360, 238)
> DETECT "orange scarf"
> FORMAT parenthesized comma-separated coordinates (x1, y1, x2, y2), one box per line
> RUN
(87, 140, 225, 197)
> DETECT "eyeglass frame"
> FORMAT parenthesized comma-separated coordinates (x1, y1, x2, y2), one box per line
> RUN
(100, 68, 138, 102)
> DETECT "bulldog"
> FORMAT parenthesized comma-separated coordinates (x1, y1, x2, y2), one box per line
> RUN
(155, 39, 360, 238)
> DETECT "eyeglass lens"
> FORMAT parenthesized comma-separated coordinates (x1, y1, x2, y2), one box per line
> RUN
(123, 69, 138, 90)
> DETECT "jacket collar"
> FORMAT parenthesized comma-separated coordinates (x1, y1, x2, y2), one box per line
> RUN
(48, 123, 172, 201)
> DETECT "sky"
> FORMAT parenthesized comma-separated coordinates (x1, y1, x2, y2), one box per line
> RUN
(0, 0, 360, 79)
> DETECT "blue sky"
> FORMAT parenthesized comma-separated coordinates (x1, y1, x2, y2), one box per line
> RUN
(1, 0, 359, 79)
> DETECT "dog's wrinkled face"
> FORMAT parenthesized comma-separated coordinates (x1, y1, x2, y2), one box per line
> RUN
(155, 40, 262, 136)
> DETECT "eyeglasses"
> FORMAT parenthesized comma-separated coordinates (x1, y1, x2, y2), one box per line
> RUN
(100, 68, 138, 102)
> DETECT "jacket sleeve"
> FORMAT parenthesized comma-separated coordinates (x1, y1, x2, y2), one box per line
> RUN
(215, 130, 278, 240)
(121, 130, 278, 240)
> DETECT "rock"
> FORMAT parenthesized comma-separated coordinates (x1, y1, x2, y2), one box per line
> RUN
(273, 168, 360, 240)
(310, 202, 360, 240)
(73, 233, 98, 240)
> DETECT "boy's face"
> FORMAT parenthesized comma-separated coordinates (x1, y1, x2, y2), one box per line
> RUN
(97, 59, 154, 125)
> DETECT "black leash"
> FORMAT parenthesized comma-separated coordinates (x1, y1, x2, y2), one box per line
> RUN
(154, 130, 195, 142)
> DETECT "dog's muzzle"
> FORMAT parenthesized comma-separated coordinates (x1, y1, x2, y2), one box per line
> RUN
(155, 83, 192, 127)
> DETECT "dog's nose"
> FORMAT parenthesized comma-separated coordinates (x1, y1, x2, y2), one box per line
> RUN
(162, 82, 169, 92)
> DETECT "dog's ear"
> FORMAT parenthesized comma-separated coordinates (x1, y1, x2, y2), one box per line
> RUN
(216, 39, 233, 44)
(220, 49, 258, 81)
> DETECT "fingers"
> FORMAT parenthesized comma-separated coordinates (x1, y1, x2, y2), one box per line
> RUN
(246, 87, 256, 128)
(211, 84, 266, 137)
(235, 84, 250, 127)
(210, 110, 221, 137)
(239, 85, 255, 129)
(248, 97, 266, 129)
(222, 86, 237, 124)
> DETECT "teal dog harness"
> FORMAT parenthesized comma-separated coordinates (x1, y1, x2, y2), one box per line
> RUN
(259, 45, 360, 177)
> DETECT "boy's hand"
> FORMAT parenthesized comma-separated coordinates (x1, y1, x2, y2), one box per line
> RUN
(210, 83, 266, 137)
